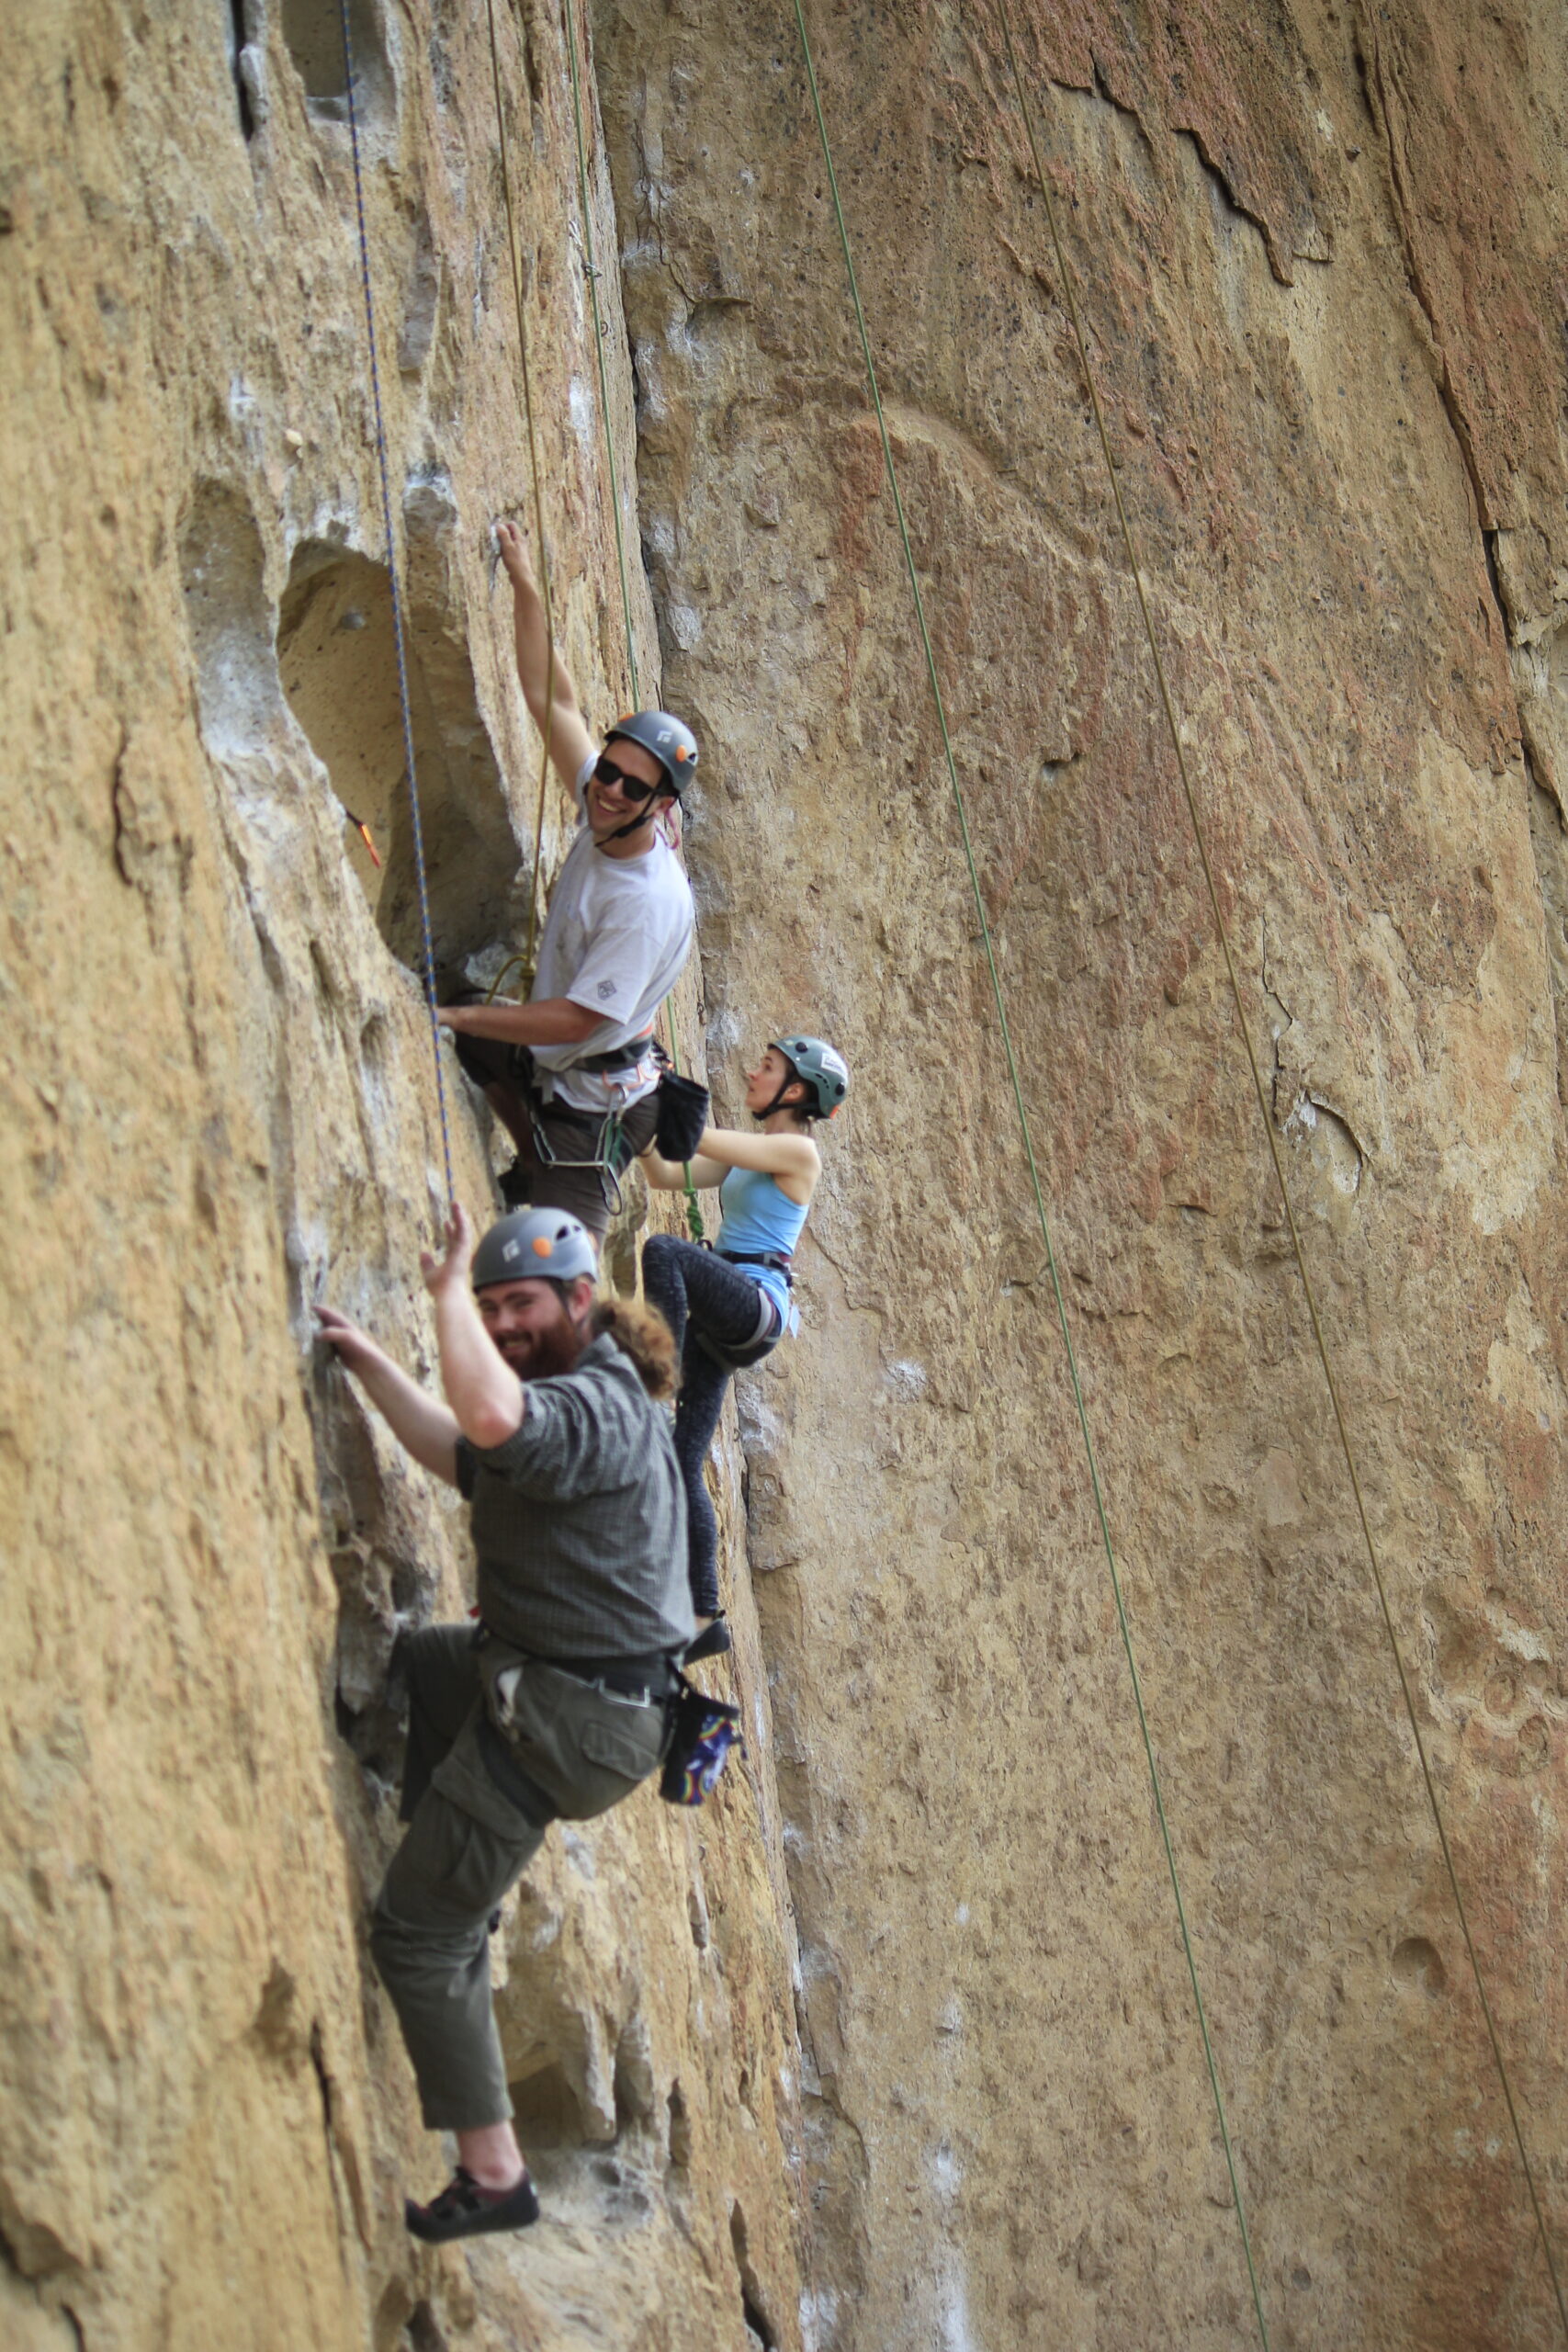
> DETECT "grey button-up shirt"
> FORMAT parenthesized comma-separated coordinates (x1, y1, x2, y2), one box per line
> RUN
(455, 1332, 694, 1661)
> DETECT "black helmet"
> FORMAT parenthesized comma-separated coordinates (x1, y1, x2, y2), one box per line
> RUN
(605, 709, 700, 797)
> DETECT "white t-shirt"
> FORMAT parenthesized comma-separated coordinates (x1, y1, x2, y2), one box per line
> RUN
(528, 754, 694, 1112)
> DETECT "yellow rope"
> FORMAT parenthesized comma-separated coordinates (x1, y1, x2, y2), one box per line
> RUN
(560, 0, 705, 1241)
(984, 3, 1568, 2330)
(483, 0, 561, 990)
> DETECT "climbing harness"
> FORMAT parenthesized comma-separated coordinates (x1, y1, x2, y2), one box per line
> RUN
(337, 0, 454, 1214)
(982, 6, 1568, 2330)
(560, 0, 705, 1243)
(785, 6, 1270, 2339)
(528, 1101, 629, 1220)
(482, 0, 566, 991)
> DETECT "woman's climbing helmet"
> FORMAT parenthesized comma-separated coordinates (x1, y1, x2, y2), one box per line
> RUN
(472, 1208, 598, 1290)
(605, 710, 700, 797)
(770, 1035, 850, 1118)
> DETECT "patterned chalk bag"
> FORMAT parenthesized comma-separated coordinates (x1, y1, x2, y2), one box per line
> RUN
(660, 1675, 743, 1806)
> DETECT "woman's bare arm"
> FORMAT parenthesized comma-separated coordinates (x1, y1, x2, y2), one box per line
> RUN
(642, 1124, 819, 1202)
(639, 1145, 729, 1191)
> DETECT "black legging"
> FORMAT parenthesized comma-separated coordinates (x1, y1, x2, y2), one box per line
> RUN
(642, 1232, 780, 1617)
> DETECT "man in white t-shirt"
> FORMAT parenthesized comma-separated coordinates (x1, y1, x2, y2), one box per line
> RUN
(438, 522, 697, 1241)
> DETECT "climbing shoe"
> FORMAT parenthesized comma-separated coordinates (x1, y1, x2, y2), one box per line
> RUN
(683, 1615, 732, 1664)
(404, 2166, 539, 2243)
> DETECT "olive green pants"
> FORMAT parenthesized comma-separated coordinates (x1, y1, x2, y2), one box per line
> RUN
(370, 1626, 668, 2131)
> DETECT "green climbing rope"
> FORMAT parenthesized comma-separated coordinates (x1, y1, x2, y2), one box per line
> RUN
(560, 0, 705, 1244)
(984, 6, 1567, 2335)
(786, 3, 1271, 2341)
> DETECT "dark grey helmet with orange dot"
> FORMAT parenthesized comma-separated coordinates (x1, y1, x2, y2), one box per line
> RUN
(604, 709, 699, 797)
(471, 1208, 597, 1291)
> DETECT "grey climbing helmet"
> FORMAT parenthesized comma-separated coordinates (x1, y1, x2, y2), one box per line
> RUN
(771, 1035, 850, 1118)
(606, 709, 700, 797)
(471, 1208, 598, 1291)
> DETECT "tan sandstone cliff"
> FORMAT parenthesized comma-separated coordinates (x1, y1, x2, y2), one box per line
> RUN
(4, 1, 1567, 2348)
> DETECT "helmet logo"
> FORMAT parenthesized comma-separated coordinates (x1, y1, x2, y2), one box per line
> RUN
(502, 1240, 520, 1262)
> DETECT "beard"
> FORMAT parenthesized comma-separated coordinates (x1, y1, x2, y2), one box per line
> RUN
(496, 1305, 588, 1383)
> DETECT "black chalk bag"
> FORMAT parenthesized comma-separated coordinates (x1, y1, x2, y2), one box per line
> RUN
(653, 1062, 710, 1161)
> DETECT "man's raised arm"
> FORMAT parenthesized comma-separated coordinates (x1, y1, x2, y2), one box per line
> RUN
(421, 1204, 527, 1452)
(496, 521, 594, 791)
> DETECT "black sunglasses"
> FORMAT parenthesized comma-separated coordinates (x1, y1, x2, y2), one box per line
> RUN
(593, 752, 665, 803)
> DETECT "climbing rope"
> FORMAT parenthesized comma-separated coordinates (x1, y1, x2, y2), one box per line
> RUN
(560, 0, 705, 1244)
(338, 0, 455, 1213)
(786, 6, 1270, 2339)
(482, 0, 560, 989)
(561, 0, 641, 701)
(986, 6, 1568, 2331)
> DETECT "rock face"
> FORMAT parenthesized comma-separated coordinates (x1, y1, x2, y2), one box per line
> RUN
(3, 0, 1567, 2349)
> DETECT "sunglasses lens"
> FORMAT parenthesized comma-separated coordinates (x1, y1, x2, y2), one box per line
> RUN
(595, 756, 657, 802)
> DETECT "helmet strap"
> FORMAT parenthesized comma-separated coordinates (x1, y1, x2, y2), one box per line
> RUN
(757, 1069, 808, 1123)
(594, 785, 673, 851)
(596, 807, 658, 849)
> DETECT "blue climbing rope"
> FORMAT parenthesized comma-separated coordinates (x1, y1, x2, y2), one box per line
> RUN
(337, 0, 456, 1215)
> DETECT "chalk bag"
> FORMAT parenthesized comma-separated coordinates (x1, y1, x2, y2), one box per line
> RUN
(660, 1677, 743, 1807)
(654, 1069, 711, 1161)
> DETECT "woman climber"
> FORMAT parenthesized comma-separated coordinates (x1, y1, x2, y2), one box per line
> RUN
(640, 1035, 849, 1659)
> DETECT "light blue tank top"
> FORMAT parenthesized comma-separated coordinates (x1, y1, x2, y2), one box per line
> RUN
(716, 1164, 809, 1323)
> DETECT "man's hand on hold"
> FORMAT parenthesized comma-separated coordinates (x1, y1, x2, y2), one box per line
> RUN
(496, 520, 536, 594)
(313, 1302, 462, 1483)
(314, 1305, 384, 1380)
(421, 1203, 476, 1299)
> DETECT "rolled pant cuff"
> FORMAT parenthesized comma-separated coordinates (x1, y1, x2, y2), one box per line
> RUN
(419, 2088, 515, 2132)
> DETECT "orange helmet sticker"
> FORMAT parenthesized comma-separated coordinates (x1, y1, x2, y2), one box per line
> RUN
(531, 1236, 553, 1257)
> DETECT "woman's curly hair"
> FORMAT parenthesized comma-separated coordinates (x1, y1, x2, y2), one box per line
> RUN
(591, 1296, 681, 1401)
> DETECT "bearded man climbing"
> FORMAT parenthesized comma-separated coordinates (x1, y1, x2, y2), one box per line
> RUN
(438, 521, 697, 1242)
(314, 1204, 693, 2240)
